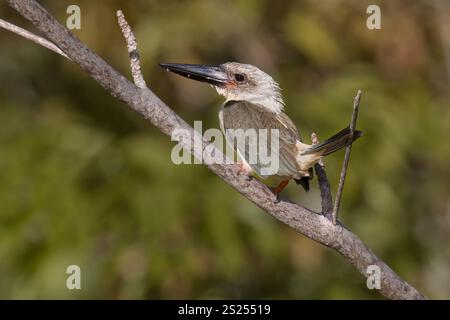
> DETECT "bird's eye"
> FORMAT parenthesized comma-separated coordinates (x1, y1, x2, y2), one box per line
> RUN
(234, 73, 245, 82)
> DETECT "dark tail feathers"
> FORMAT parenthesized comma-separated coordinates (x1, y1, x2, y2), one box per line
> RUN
(295, 168, 314, 192)
(295, 176, 310, 192)
(302, 126, 362, 157)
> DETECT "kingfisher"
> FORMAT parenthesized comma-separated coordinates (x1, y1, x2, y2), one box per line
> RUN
(160, 62, 361, 198)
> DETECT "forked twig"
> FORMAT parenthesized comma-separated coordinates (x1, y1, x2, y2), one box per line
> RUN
(0, 18, 69, 59)
(311, 133, 333, 220)
(332, 90, 362, 224)
(116, 10, 146, 89)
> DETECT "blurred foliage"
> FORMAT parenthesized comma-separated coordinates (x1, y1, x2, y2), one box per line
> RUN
(0, 0, 449, 299)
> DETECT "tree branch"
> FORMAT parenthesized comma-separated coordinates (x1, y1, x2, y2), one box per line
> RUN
(4, 0, 425, 300)
(332, 90, 362, 224)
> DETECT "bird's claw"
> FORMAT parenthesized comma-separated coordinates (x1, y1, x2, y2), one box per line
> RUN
(270, 187, 281, 203)
(270, 179, 289, 203)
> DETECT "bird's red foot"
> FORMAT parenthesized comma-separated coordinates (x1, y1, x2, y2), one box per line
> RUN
(270, 179, 290, 203)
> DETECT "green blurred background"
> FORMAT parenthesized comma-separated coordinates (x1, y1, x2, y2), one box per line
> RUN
(0, 0, 449, 299)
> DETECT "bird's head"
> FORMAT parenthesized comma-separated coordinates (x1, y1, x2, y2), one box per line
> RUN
(159, 62, 284, 113)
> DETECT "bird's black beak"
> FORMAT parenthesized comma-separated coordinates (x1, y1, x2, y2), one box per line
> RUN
(159, 63, 228, 87)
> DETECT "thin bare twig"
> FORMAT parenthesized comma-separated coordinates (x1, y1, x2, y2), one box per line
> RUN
(3, 0, 425, 300)
(116, 10, 146, 89)
(311, 133, 333, 219)
(332, 90, 362, 225)
(0, 18, 69, 59)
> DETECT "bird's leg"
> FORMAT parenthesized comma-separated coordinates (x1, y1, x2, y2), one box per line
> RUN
(271, 179, 290, 203)
(236, 161, 254, 181)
